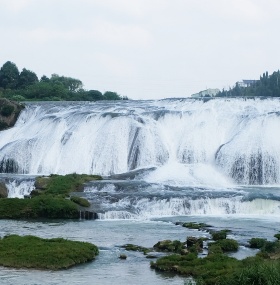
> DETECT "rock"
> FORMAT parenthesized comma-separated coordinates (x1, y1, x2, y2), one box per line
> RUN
(0, 99, 24, 131)
(0, 182, 8, 198)
(119, 254, 127, 260)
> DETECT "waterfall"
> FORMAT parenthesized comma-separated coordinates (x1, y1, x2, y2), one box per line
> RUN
(0, 98, 280, 185)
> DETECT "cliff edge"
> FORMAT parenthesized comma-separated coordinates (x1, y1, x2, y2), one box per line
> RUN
(0, 98, 24, 131)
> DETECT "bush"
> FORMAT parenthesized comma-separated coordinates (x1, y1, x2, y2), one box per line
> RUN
(274, 233, 280, 240)
(214, 239, 239, 252)
(211, 230, 228, 241)
(153, 240, 186, 253)
(221, 262, 280, 285)
(249, 238, 267, 249)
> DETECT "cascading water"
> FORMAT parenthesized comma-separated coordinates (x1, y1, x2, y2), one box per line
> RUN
(1, 98, 280, 218)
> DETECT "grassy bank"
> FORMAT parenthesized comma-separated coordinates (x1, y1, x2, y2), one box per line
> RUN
(0, 196, 79, 219)
(0, 235, 99, 270)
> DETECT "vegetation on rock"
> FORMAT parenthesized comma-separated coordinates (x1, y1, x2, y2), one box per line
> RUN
(0, 174, 102, 220)
(149, 223, 280, 285)
(0, 98, 24, 131)
(0, 234, 98, 270)
(183, 222, 210, 230)
(32, 173, 102, 198)
(0, 196, 79, 219)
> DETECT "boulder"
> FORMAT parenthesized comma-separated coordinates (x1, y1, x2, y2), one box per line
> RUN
(0, 182, 8, 198)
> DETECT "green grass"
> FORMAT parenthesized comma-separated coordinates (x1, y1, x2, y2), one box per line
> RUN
(151, 253, 241, 285)
(34, 173, 102, 198)
(0, 235, 98, 270)
(0, 196, 79, 219)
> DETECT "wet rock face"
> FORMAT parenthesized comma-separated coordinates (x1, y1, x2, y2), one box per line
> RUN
(0, 99, 24, 131)
(0, 182, 8, 198)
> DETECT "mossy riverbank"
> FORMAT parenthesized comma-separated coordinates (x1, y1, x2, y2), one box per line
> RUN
(0, 234, 99, 270)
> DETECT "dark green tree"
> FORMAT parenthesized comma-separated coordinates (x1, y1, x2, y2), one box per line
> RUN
(50, 74, 83, 92)
(18, 68, 39, 89)
(103, 91, 122, 100)
(0, 61, 20, 89)
(40, 75, 50, 83)
(86, 90, 104, 101)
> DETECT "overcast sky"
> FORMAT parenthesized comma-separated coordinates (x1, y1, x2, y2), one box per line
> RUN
(0, 0, 279, 100)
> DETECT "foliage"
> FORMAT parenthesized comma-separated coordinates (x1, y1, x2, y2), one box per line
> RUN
(274, 233, 280, 240)
(151, 233, 280, 285)
(220, 262, 280, 285)
(0, 61, 19, 89)
(211, 230, 228, 241)
(217, 70, 280, 97)
(151, 253, 241, 285)
(209, 239, 238, 253)
(0, 61, 129, 101)
(249, 238, 267, 249)
(18, 68, 39, 89)
(0, 234, 98, 270)
(153, 240, 187, 254)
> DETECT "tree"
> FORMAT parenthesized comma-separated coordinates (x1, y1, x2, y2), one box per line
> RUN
(40, 75, 50, 83)
(103, 91, 122, 100)
(18, 68, 39, 89)
(85, 90, 104, 101)
(0, 61, 20, 89)
(50, 74, 83, 92)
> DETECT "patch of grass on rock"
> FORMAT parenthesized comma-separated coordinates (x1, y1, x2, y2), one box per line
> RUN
(0, 234, 98, 270)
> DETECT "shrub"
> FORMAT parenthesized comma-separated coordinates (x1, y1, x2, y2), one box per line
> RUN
(215, 239, 239, 252)
(249, 238, 267, 249)
(211, 230, 228, 241)
(274, 233, 280, 240)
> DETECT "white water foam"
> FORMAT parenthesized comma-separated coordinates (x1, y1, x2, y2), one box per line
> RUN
(1, 99, 280, 185)
(6, 179, 35, 198)
(98, 197, 280, 220)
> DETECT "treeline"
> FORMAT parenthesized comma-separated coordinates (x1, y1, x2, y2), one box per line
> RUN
(217, 70, 280, 97)
(0, 61, 128, 101)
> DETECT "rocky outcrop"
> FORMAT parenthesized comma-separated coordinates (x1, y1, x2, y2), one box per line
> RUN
(0, 182, 8, 198)
(0, 98, 24, 131)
